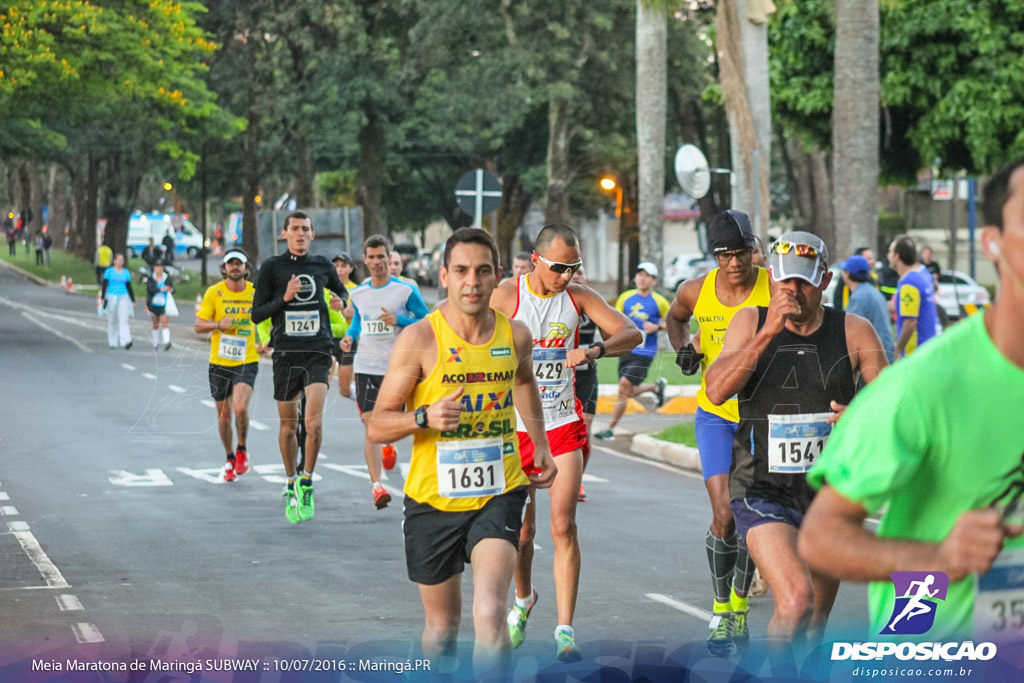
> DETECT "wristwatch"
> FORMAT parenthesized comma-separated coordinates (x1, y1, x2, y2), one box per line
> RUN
(414, 404, 429, 429)
(593, 341, 606, 359)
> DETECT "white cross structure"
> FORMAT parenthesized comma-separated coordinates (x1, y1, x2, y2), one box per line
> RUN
(455, 169, 502, 228)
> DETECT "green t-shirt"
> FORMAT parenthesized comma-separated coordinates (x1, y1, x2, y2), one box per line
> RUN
(808, 312, 1024, 639)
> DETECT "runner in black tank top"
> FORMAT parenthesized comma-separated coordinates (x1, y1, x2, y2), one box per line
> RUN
(571, 267, 598, 502)
(703, 231, 889, 657)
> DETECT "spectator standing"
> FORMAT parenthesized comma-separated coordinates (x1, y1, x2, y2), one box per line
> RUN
(840, 254, 896, 363)
(889, 235, 940, 357)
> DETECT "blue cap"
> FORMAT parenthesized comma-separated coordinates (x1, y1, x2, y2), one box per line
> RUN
(840, 254, 870, 277)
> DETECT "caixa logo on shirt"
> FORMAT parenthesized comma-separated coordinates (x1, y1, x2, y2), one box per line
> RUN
(882, 571, 949, 635)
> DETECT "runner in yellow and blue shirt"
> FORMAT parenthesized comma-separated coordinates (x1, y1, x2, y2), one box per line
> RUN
(593, 262, 670, 440)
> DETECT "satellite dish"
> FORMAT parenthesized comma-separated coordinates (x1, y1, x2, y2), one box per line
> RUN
(675, 144, 712, 199)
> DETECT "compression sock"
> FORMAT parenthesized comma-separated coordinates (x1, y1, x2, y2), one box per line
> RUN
(151, 330, 159, 347)
(732, 535, 757, 600)
(160, 327, 170, 345)
(706, 529, 739, 605)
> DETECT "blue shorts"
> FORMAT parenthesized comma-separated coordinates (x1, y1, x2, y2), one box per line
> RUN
(731, 498, 805, 541)
(695, 406, 738, 480)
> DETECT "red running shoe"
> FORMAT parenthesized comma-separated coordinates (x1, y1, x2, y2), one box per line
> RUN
(373, 485, 392, 510)
(578, 484, 587, 502)
(223, 460, 237, 482)
(381, 443, 397, 470)
(234, 447, 249, 475)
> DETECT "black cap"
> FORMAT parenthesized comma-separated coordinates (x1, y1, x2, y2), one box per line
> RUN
(332, 252, 352, 265)
(708, 210, 755, 254)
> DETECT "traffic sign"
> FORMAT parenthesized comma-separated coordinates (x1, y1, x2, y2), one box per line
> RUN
(455, 169, 502, 228)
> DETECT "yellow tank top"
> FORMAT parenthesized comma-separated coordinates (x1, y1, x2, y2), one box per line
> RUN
(404, 309, 529, 511)
(695, 267, 771, 421)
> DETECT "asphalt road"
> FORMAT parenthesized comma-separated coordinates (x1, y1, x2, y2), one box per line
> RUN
(0, 267, 870, 681)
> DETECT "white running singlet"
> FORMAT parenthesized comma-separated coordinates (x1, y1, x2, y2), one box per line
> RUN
(512, 274, 581, 431)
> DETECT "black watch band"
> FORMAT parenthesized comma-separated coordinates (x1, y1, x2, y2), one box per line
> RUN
(594, 341, 606, 359)
(415, 404, 429, 429)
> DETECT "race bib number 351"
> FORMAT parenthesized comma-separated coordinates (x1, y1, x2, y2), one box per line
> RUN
(767, 412, 832, 474)
(436, 437, 505, 498)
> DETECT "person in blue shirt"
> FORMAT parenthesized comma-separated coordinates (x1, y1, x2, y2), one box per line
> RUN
(100, 253, 136, 349)
(594, 262, 669, 440)
(888, 235, 939, 357)
(840, 254, 896, 363)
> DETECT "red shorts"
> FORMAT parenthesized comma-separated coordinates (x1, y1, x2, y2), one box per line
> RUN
(518, 415, 590, 471)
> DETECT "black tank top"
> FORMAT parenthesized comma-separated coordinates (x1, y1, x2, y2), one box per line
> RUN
(575, 310, 598, 372)
(738, 306, 855, 511)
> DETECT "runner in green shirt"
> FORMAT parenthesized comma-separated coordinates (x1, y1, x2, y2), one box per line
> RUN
(800, 158, 1024, 642)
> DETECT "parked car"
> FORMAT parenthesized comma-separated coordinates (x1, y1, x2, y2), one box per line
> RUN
(936, 270, 990, 319)
(665, 252, 716, 290)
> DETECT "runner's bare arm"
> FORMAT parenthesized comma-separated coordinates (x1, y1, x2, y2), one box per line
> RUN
(488, 278, 518, 317)
(511, 320, 557, 488)
(566, 284, 642, 367)
(666, 278, 702, 351)
(703, 307, 765, 405)
(846, 313, 889, 385)
(366, 321, 435, 443)
(799, 485, 1021, 583)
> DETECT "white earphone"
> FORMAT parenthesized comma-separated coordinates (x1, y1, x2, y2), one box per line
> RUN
(988, 241, 1001, 260)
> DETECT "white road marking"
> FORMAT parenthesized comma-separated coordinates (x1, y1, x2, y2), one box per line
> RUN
(646, 593, 713, 623)
(72, 622, 105, 643)
(0, 492, 8, 501)
(142, 372, 156, 380)
(201, 399, 216, 408)
(167, 385, 186, 393)
(581, 473, 608, 483)
(108, 469, 173, 487)
(9, 529, 71, 589)
(176, 467, 229, 484)
(1, 506, 18, 516)
(250, 464, 323, 484)
(19, 312, 93, 353)
(320, 463, 401, 494)
(121, 364, 136, 371)
(56, 594, 84, 611)
(590, 444, 703, 480)
(7, 521, 29, 531)
(249, 420, 270, 431)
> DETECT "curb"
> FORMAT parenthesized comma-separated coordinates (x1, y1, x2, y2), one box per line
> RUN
(630, 434, 702, 474)
(0, 258, 55, 287)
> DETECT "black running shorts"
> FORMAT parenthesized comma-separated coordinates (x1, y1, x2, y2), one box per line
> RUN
(574, 364, 598, 415)
(403, 487, 528, 585)
(272, 350, 332, 401)
(209, 362, 259, 401)
(618, 352, 654, 385)
(355, 372, 384, 415)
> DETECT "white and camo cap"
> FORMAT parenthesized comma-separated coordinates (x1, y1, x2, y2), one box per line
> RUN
(768, 231, 829, 287)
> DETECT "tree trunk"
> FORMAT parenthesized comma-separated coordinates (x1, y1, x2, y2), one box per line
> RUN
(83, 154, 100, 259)
(811, 147, 835, 254)
(495, 174, 532, 269)
(832, 0, 879, 260)
(296, 129, 314, 209)
(357, 110, 386, 237)
(27, 161, 43, 239)
(544, 96, 573, 226)
(717, 0, 771, 238)
(48, 164, 70, 249)
(242, 93, 262, 263)
(636, 0, 667, 276)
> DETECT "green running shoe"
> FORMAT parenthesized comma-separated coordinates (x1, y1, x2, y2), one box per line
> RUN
(706, 612, 736, 657)
(506, 589, 538, 649)
(731, 610, 749, 651)
(296, 480, 315, 521)
(283, 484, 301, 525)
(554, 627, 582, 663)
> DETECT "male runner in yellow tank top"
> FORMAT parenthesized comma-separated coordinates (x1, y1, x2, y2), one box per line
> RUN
(369, 228, 556, 677)
(665, 210, 771, 656)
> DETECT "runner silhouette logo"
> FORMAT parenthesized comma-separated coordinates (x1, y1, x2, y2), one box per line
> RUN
(883, 571, 949, 635)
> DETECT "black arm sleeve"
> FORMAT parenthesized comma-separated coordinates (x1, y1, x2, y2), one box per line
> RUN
(100, 279, 108, 299)
(251, 263, 286, 324)
(126, 281, 136, 303)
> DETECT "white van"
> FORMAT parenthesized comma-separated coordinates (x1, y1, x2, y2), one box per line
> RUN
(127, 213, 207, 259)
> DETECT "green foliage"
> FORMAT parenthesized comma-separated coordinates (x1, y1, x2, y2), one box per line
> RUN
(770, 0, 1024, 180)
